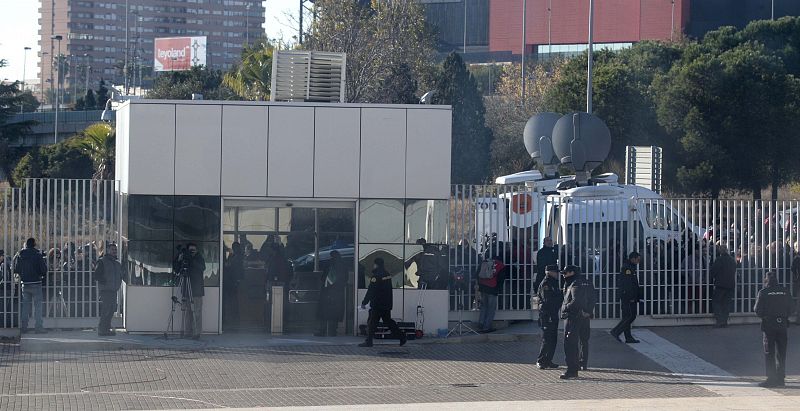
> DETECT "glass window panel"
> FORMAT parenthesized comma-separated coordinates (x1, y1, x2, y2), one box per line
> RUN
(287, 207, 315, 233)
(223, 207, 236, 232)
(127, 195, 173, 241)
(174, 196, 221, 242)
(319, 208, 355, 234)
(120, 194, 129, 238)
(358, 243, 404, 289)
(236, 207, 277, 232)
(359, 199, 404, 244)
(404, 244, 449, 290)
(125, 240, 175, 286)
(191, 241, 220, 287)
(405, 200, 448, 245)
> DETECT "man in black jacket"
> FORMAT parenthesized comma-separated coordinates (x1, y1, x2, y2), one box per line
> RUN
(754, 272, 793, 387)
(710, 245, 737, 327)
(536, 264, 564, 369)
(610, 252, 641, 343)
(560, 265, 595, 379)
(94, 243, 123, 336)
(13, 238, 48, 334)
(174, 243, 206, 339)
(359, 258, 406, 347)
(535, 237, 558, 291)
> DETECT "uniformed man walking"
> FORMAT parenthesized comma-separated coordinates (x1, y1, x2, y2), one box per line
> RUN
(560, 265, 596, 379)
(610, 252, 641, 343)
(536, 264, 564, 369)
(754, 271, 793, 388)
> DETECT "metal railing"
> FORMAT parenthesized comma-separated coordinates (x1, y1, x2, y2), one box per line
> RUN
(0, 179, 120, 328)
(8, 110, 112, 125)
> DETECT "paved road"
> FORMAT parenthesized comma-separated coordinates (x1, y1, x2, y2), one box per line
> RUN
(0, 325, 797, 409)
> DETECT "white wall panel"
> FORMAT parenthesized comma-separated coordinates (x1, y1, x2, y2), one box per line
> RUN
(359, 108, 406, 198)
(406, 109, 452, 199)
(221, 105, 268, 196)
(127, 103, 175, 195)
(115, 105, 130, 193)
(175, 105, 222, 195)
(268, 106, 314, 197)
(314, 107, 360, 198)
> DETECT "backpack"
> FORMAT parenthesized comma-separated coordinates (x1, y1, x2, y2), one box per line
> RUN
(478, 260, 502, 288)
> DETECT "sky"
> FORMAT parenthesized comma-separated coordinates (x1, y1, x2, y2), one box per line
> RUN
(0, 0, 299, 82)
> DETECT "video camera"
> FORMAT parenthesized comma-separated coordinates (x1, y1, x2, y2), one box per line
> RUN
(174, 246, 192, 278)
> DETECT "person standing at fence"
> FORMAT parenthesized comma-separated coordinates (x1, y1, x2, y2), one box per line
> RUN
(13, 238, 48, 334)
(478, 255, 507, 333)
(535, 237, 558, 291)
(359, 258, 406, 347)
(536, 264, 563, 369)
(754, 272, 793, 387)
(610, 252, 641, 344)
(560, 265, 595, 379)
(791, 248, 800, 324)
(94, 243, 123, 336)
(710, 245, 736, 328)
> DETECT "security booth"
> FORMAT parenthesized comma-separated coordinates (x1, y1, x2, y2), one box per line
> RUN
(115, 100, 452, 336)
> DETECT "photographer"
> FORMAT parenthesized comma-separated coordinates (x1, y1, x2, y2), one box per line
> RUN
(94, 243, 123, 336)
(174, 243, 206, 339)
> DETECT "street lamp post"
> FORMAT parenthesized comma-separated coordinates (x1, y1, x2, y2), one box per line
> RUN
(246, 4, 251, 46)
(671, 0, 675, 41)
(586, 0, 594, 114)
(21, 46, 31, 113)
(51, 34, 63, 144)
(124, 0, 129, 95)
(521, 0, 527, 103)
(463, 0, 467, 54)
(40, 51, 48, 107)
(83, 54, 90, 97)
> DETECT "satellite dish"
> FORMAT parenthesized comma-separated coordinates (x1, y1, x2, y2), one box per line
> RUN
(552, 112, 611, 186)
(522, 112, 561, 177)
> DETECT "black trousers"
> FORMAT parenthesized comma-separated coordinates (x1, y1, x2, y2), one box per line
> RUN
(366, 309, 402, 342)
(564, 317, 590, 374)
(713, 287, 733, 325)
(763, 328, 788, 383)
(537, 316, 559, 365)
(98, 290, 118, 332)
(611, 301, 637, 339)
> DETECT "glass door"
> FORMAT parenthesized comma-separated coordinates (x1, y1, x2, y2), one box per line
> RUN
(222, 201, 355, 335)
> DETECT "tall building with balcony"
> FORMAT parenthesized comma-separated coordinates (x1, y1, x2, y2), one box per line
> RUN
(38, 0, 265, 103)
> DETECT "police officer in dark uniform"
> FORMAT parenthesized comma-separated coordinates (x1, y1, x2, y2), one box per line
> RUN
(559, 265, 596, 379)
(359, 258, 407, 347)
(754, 271, 793, 387)
(536, 264, 564, 369)
(610, 252, 641, 343)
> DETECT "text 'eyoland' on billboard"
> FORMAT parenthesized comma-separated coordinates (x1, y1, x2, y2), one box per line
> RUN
(154, 36, 207, 72)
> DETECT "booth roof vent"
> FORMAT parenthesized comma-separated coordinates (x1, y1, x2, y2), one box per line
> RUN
(270, 50, 346, 103)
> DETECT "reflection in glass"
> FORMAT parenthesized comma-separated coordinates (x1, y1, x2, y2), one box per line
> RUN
(236, 207, 277, 232)
(404, 244, 449, 290)
(359, 200, 404, 244)
(174, 196, 221, 242)
(125, 240, 175, 286)
(128, 195, 174, 241)
(405, 200, 448, 245)
(358, 244, 404, 289)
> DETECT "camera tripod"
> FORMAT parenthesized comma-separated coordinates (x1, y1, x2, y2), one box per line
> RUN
(163, 272, 197, 339)
(446, 287, 478, 337)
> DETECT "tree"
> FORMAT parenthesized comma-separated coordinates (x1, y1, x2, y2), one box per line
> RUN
(381, 63, 418, 104)
(96, 80, 109, 107)
(147, 66, 235, 100)
(76, 122, 115, 180)
(12, 139, 94, 184)
(85, 89, 97, 110)
(432, 52, 493, 184)
(223, 40, 274, 101)
(74, 97, 85, 111)
(653, 42, 800, 199)
(306, 0, 436, 103)
(0, 59, 36, 181)
(17, 91, 40, 112)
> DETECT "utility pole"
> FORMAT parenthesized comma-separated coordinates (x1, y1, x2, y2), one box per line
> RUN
(671, 0, 675, 41)
(521, 0, 527, 103)
(84, 54, 90, 97)
(246, 4, 251, 46)
(21, 46, 31, 113)
(71, 55, 78, 105)
(772, 0, 775, 20)
(463, 0, 467, 54)
(548, 0, 552, 55)
(124, 0, 129, 94)
(586, 0, 594, 114)
(51, 34, 63, 144)
(40, 51, 48, 107)
(299, 0, 304, 44)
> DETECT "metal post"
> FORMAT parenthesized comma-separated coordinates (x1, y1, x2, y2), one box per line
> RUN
(586, 0, 594, 114)
(246, 4, 251, 45)
(72, 55, 78, 105)
(52, 35, 63, 144)
(772, 0, 775, 20)
(299, 0, 304, 45)
(521, 0, 527, 103)
(83, 54, 90, 97)
(463, 0, 467, 54)
(21, 47, 30, 113)
(548, 0, 552, 55)
(124, 0, 129, 94)
(671, 0, 675, 41)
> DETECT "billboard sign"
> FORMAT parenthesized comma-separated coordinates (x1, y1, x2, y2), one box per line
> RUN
(153, 36, 207, 72)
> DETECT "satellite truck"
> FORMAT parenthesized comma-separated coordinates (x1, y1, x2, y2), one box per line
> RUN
(475, 112, 704, 268)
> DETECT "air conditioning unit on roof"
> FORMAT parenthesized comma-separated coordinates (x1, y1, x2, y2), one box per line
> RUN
(270, 50, 346, 103)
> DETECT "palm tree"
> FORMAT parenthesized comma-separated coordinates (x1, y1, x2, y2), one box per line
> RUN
(223, 40, 274, 101)
(76, 122, 115, 180)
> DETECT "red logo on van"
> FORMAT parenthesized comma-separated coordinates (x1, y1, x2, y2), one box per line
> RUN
(511, 194, 533, 214)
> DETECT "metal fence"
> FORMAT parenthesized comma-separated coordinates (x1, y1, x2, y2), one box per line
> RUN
(449, 184, 799, 323)
(0, 179, 119, 328)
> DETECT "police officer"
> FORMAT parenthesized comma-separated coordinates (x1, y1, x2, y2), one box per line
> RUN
(754, 271, 793, 388)
(359, 258, 407, 347)
(536, 264, 564, 369)
(559, 265, 596, 380)
(610, 252, 641, 343)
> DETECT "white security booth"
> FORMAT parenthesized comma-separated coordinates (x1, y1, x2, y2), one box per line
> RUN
(115, 100, 452, 337)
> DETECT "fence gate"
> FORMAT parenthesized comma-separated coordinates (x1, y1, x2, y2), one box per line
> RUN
(0, 179, 119, 329)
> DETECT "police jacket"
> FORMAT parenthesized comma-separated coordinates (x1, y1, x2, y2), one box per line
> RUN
(754, 284, 793, 330)
(617, 262, 640, 302)
(537, 276, 564, 321)
(561, 274, 596, 320)
(710, 254, 736, 289)
(536, 246, 558, 277)
(94, 254, 124, 293)
(362, 268, 393, 311)
(12, 247, 47, 284)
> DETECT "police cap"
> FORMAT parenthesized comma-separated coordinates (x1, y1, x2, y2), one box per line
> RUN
(545, 264, 559, 272)
(561, 265, 579, 274)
